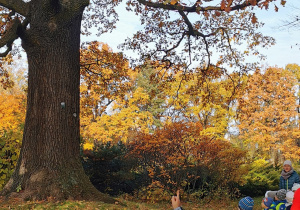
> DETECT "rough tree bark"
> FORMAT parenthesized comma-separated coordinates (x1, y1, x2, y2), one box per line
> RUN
(0, 0, 114, 202)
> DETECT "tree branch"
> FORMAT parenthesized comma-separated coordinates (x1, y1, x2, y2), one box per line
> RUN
(137, 0, 264, 13)
(49, 0, 89, 25)
(0, 18, 22, 57)
(0, 43, 11, 57)
(0, 0, 30, 17)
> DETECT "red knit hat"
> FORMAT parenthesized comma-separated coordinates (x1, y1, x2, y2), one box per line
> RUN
(291, 188, 300, 210)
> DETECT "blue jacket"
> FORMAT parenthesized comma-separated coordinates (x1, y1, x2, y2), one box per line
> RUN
(279, 170, 300, 190)
(268, 200, 286, 210)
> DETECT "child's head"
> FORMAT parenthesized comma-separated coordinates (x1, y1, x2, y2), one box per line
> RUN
(275, 189, 287, 201)
(238, 196, 254, 210)
(261, 197, 274, 209)
(286, 191, 294, 204)
(292, 183, 300, 192)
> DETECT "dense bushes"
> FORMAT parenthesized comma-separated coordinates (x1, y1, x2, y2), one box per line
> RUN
(82, 122, 249, 201)
(81, 140, 150, 196)
(239, 159, 281, 197)
(127, 122, 248, 201)
(0, 130, 22, 190)
(0, 124, 284, 201)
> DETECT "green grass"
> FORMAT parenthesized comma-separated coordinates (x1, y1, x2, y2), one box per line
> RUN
(0, 196, 265, 210)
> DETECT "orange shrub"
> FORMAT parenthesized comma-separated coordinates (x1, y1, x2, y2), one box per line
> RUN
(128, 122, 247, 201)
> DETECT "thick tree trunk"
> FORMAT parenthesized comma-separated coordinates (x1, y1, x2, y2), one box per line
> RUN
(1, 2, 114, 203)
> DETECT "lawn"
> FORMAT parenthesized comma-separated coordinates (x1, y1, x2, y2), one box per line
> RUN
(0, 196, 264, 210)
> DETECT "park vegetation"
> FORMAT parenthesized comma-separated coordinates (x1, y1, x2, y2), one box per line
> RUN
(1, 41, 300, 203)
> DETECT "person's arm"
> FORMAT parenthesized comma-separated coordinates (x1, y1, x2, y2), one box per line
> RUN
(171, 190, 183, 210)
(295, 172, 300, 184)
(279, 176, 283, 189)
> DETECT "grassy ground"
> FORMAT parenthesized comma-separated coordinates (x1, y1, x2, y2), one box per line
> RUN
(0, 196, 264, 210)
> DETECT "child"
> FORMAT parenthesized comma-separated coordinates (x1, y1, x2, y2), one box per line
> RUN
(238, 196, 254, 210)
(261, 197, 274, 209)
(268, 189, 287, 210)
(286, 191, 294, 210)
(292, 183, 300, 192)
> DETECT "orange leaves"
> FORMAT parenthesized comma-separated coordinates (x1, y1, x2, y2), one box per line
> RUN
(248, 0, 257, 6)
(80, 41, 134, 118)
(251, 14, 257, 24)
(127, 121, 247, 201)
(237, 66, 300, 161)
(170, 0, 178, 5)
(220, 0, 226, 10)
(215, 11, 221, 17)
(220, 0, 232, 12)
(158, 21, 164, 28)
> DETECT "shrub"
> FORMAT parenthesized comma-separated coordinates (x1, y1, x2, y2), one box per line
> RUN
(81, 141, 149, 196)
(239, 159, 280, 197)
(127, 121, 248, 201)
(0, 130, 22, 190)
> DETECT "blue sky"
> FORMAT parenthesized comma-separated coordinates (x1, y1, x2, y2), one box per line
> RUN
(253, 0, 300, 68)
(86, 0, 300, 69)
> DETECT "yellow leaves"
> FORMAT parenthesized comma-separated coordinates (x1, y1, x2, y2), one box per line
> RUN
(81, 104, 154, 144)
(80, 41, 134, 122)
(170, 0, 177, 5)
(101, 43, 109, 51)
(83, 142, 94, 150)
(0, 70, 25, 190)
(0, 94, 26, 134)
(130, 87, 150, 106)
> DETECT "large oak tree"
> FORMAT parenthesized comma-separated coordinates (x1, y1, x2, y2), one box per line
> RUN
(0, 0, 286, 201)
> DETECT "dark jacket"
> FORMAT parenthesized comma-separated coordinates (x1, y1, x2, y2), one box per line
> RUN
(279, 170, 300, 190)
(269, 200, 286, 210)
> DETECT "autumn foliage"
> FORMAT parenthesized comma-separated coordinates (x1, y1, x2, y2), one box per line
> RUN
(2, 39, 300, 202)
(237, 67, 300, 164)
(127, 121, 247, 201)
(0, 69, 26, 189)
